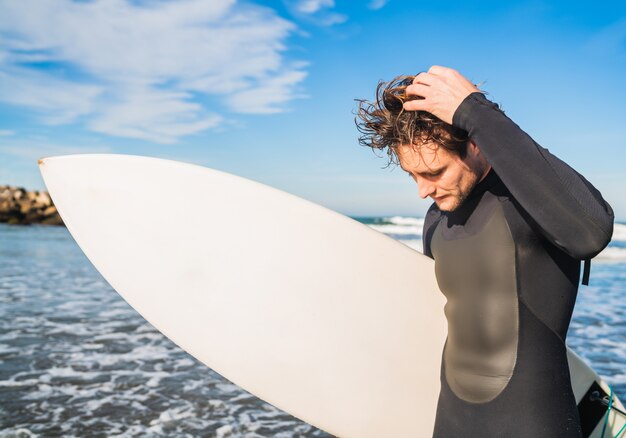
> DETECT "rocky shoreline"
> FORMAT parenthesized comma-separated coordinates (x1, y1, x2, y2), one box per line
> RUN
(0, 185, 63, 225)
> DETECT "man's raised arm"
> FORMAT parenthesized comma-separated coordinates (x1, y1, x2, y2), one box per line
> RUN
(451, 91, 614, 259)
(404, 66, 614, 260)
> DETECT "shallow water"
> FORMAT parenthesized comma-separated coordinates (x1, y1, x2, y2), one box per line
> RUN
(0, 222, 625, 436)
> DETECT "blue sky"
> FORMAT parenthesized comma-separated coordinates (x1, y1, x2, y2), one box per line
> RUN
(1, 0, 625, 219)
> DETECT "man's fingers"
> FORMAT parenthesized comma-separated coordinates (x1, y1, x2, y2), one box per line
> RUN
(404, 83, 432, 111)
(403, 97, 429, 111)
(405, 83, 431, 99)
(412, 72, 436, 85)
(428, 65, 454, 77)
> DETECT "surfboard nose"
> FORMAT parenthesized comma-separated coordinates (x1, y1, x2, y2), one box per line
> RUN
(38, 156, 57, 167)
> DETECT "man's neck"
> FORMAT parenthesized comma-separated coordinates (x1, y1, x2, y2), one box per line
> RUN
(478, 165, 493, 183)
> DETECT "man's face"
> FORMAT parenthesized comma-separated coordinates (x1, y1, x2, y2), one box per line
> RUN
(395, 141, 491, 212)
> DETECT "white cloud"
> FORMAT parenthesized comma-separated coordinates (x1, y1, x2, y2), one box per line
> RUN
(295, 0, 335, 14)
(0, 0, 307, 143)
(0, 69, 102, 125)
(227, 68, 309, 114)
(88, 86, 224, 144)
(368, 0, 389, 10)
(316, 12, 349, 26)
(0, 129, 15, 136)
(285, 0, 347, 26)
(0, 139, 112, 161)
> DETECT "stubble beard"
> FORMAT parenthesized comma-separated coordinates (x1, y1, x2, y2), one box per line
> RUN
(437, 175, 480, 212)
(437, 193, 465, 212)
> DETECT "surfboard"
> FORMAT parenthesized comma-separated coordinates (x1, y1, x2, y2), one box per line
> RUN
(568, 349, 626, 438)
(38, 154, 625, 437)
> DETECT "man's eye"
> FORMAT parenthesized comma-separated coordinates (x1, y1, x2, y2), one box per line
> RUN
(427, 169, 444, 177)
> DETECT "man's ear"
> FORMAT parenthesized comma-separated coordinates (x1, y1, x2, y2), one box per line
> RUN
(467, 139, 492, 173)
(467, 139, 481, 157)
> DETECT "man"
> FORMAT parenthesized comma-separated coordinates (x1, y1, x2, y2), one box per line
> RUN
(356, 66, 614, 437)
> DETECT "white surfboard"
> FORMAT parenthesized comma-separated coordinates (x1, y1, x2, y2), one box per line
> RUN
(39, 154, 624, 437)
(568, 349, 626, 438)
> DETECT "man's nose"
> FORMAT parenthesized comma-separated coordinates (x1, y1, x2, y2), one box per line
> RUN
(416, 177, 436, 199)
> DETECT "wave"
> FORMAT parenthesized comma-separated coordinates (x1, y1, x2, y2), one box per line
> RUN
(365, 217, 626, 261)
(595, 246, 626, 262)
(613, 222, 626, 242)
(385, 216, 425, 227)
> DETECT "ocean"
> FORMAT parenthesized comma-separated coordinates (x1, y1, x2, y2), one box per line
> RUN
(1, 219, 625, 437)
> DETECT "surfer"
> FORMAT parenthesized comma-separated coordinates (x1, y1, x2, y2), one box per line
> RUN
(356, 66, 614, 437)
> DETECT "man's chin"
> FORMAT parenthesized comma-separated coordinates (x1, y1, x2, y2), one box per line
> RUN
(435, 196, 460, 212)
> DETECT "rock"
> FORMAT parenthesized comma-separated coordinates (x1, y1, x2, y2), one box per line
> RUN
(35, 191, 52, 207)
(42, 205, 57, 216)
(41, 214, 64, 226)
(0, 199, 13, 211)
(0, 188, 11, 200)
(19, 200, 34, 214)
(0, 186, 63, 226)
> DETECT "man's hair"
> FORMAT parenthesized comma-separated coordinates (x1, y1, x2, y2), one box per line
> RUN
(355, 74, 470, 167)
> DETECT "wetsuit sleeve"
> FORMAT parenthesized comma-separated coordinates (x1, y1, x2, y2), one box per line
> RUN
(422, 202, 441, 259)
(452, 92, 614, 260)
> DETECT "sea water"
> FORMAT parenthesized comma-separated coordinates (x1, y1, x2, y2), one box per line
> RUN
(1, 220, 625, 437)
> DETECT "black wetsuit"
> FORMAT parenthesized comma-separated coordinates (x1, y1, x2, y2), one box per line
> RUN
(422, 92, 614, 437)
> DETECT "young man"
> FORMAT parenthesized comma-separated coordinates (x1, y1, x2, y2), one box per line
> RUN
(356, 66, 614, 437)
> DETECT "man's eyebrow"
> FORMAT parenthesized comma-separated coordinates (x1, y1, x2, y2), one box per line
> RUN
(419, 167, 444, 175)
(401, 166, 445, 176)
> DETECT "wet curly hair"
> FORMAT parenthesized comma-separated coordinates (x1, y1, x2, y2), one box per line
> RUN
(355, 74, 471, 168)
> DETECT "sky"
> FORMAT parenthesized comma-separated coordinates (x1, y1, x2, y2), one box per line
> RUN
(1, 0, 625, 219)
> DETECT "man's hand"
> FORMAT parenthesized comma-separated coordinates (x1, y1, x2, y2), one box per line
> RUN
(403, 66, 481, 125)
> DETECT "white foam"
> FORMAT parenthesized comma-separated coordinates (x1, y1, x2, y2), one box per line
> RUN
(55, 300, 98, 311)
(386, 216, 425, 227)
(99, 308, 134, 318)
(145, 371, 169, 387)
(608, 373, 626, 385)
(84, 394, 118, 412)
(182, 379, 205, 392)
(0, 378, 40, 387)
(0, 343, 18, 354)
(215, 424, 234, 438)
(46, 323, 95, 336)
(612, 223, 626, 242)
(371, 218, 626, 262)
(81, 343, 105, 350)
(154, 406, 194, 423)
(209, 399, 227, 410)
(0, 429, 38, 438)
(595, 246, 626, 262)
(45, 366, 101, 379)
